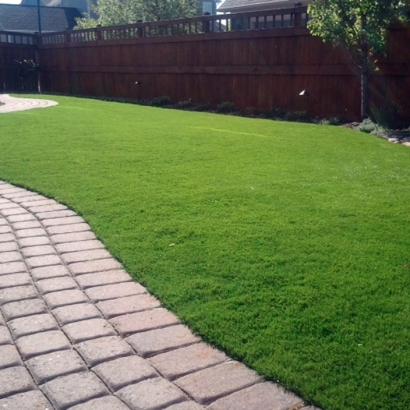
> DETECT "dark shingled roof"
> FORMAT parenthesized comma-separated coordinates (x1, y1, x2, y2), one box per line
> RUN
(219, 0, 307, 12)
(0, 4, 81, 33)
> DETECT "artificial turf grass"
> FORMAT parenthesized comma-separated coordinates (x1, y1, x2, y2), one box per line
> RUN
(1, 95, 410, 409)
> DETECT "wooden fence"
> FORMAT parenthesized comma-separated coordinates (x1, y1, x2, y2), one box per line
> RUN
(1, 7, 409, 123)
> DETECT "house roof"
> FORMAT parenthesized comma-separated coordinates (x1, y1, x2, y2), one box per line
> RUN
(218, 0, 307, 12)
(0, 4, 81, 33)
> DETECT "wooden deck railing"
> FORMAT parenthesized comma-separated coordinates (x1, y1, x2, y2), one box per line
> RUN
(40, 6, 308, 45)
(0, 31, 36, 45)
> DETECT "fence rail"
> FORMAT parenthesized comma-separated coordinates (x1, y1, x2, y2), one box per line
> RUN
(40, 6, 308, 45)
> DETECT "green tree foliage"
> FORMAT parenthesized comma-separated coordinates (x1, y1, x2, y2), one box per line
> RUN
(307, 0, 409, 119)
(76, 0, 197, 29)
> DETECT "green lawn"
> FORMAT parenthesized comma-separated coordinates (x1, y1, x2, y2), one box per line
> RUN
(1, 95, 410, 410)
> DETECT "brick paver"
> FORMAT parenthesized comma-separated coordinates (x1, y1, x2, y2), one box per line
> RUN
(92, 355, 158, 391)
(63, 318, 116, 343)
(16, 330, 71, 359)
(148, 343, 228, 380)
(36, 276, 79, 294)
(0, 273, 31, 289)
(0, 367, 35, 398)
(85, 282, 146, 302)
(75, 336, 134, 366)
(0, 180, 315, 410)
(174, 362, 262, 405)
(0, 390, 52, 410)
(126, 324, 201, 358)
(116, 378, 188, 410)
(110, 308, 180, 337)
(206, 382, 304, 410)
(41, 372, 110, 409)
(8, 313, 59, 339)
(75, 269, 131, 289)
(97, 293, 161, 319)
(0, 285, 38, 305)
(26, 349, 88, 384)
(1, 299, 48, 321)
(0, 345, 23, 369)
(52, 303, 103, 325)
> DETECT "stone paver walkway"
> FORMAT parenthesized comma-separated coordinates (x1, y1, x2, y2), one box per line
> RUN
(0, 94, 58, 113)
(0, 95, 320, 410)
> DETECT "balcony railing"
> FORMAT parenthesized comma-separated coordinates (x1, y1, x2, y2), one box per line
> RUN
(40, 6, 308, 45)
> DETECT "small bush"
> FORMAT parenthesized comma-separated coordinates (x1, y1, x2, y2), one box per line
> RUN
(319, 117, 341, 126)
(242, 106, 259, 117)
(285, 111, 310, 122)
(370, 103, 402, 130)
(357, 118, 377, 133)
(216, 101, 236, 113)
(175, 99, 194, 109)
(193, 102, 212, 112)
(263, 107, 286, 120)
(151, 96, 172, 107)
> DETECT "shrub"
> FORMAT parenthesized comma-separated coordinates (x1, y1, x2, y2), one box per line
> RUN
(193, 102, 212, 112)
(284, 111, 310, 122)
(151, 96, 172, 107)
(319, 117, 341, 126)
(242, 106, 259, 117)
(370, 103, 402, 130)
(216, 101, 236, 113)
(263, 107, 286, 120)
(175, 99, 194, 109)
(357, 118, 377, 133)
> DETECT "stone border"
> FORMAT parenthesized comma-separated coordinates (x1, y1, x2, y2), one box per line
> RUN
(0, 181, 320, 410)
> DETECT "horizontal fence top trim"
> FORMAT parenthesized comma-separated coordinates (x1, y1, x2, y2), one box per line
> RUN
(37, 6, 308, 45)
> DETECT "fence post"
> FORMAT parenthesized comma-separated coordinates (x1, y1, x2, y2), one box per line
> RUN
(137, 20, 145, 38)
(202, 12, 211, 33)
(294, 8, 302, 27)
(64, 29, 71, 44)
(96, 24, 102, 41)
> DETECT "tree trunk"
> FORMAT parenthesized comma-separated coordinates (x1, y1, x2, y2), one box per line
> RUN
(361, 65, 369, 119)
